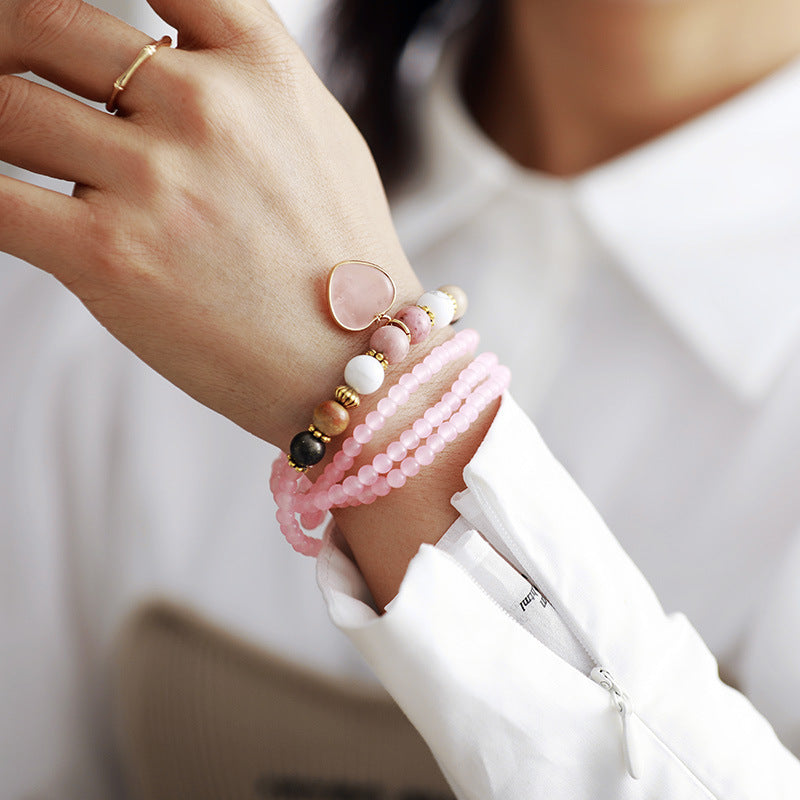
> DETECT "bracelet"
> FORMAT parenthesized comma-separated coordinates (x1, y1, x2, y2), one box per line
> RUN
(270, 329, 511, 556)
(286, 260, 468, 473)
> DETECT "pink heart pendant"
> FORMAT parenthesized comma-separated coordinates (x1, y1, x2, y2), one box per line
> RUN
(327, 261, 397, 331)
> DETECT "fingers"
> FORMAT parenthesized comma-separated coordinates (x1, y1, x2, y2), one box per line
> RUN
(0, 75, 126, 187)
(5, 0, 167, 111)
(0, 173, 86, 280)
(145, 0, 285, 49)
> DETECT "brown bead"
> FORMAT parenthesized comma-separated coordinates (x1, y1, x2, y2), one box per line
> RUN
(312, 399, 350, 437)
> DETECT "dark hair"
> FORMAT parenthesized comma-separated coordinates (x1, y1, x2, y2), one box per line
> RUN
(323, 0, 495, 193)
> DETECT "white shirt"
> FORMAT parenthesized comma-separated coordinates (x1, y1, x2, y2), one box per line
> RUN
(2, 4, 800, 798)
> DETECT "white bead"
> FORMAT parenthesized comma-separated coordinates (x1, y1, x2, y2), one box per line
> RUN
(417, 290, 455, 328)
(344, 354, 385, 395)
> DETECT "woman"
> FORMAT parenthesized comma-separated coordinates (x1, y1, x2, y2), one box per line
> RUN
(1, 0, 799, 797)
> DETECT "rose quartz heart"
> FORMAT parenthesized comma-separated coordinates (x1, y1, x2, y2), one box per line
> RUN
(328, 261, 396, 331)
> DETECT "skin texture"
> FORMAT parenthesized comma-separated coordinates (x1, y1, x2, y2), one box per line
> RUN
(2, 0, 800, 607)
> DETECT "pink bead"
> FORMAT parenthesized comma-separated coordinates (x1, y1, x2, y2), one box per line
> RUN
(276, 509, 293, 525)
(424, 353, 443, 372)
(358, 464, 378, 486)
(439, 421, 457, 442)
(399, 429, 420, 449)
(360, 490, 377, 505)
(373, 453, 393, 474)
(412, 362, 433, 382)
(365, 410, 385, 431)
(399, 373, 420, 391)
(274, 492, 293, 510)
(388, 385, 410, 404)
(453, 379, 471, 398)
(400, 457, 420, 477)
(333, 450, 354, 471)
(329, 485, 347, 506)
(387, 441, 407, 462)
(413, 418, 433, 438)
(442, 392, 461, 411)
(416, 445, 434, 466)
(387, 469, 407, 488)
(373, 477, 391, 497)
(424, 406, 445, 427)
(452, 412, 469, 433)
(300, 509, 326, 530)
(342, 438, 362, 458)
(462, 404, 479, 423)
(313, 492, 330, 511)
(369, 324, 411, 364)
(353, 424, 372, 444)
(427, 433, 446, 453)
(377, 397, 398, 417)
(395, 305, 432, 345)
(343, 475, 362, 497)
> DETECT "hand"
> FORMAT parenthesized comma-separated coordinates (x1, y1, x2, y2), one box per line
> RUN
(0, 0, 423, 447)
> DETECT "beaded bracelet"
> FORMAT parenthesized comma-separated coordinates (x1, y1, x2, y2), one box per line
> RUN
(271, 329, 511, 556)
(286, 260, 468, 473)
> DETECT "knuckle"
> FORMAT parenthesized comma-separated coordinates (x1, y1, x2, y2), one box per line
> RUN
(0, 75, 30, 138)
(14, 0, 83, 52)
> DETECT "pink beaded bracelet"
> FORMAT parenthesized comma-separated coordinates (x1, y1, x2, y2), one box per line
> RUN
(270, 329, 511, 556)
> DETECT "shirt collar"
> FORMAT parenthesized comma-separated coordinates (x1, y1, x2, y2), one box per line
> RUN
(401, 32, 800, 401)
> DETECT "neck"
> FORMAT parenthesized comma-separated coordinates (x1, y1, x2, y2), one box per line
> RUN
(464, 0, 800, 176)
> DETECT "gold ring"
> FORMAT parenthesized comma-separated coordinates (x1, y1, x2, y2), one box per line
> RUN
(106, 35, 172, 114)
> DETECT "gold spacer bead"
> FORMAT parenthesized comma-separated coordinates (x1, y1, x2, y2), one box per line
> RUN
(287, 456, 308, 473)
(388, 318, 412, 341)
(365, 349, 389, 370)
(308, 424, 331, 444)
(419, 304, 436, 326)
(334, 385, 361, 409)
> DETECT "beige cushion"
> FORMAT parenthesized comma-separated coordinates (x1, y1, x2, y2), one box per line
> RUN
(113, 601, 454, 800)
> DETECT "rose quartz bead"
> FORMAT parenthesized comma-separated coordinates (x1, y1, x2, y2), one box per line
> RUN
(276, 509, 293, 525)
(400, 457, 420, 477)
(424, 353, 443, 372)
(365, 411, 385, 431)
(439, 421, 457, 442)
(413, 418, 433, 438)
(377, 397, 398, 417)
(427, 433, 446, 453)
(300, 509, 326, 530)
(424, 406, 445, 427)
(395, 305, 432, 344)
(333, 450, 354, 470)
(353, 424, 372, 444)
(452, 413, 469, 433)
(274, 492, 293, 510)
(387, 469, 407, 488)
(462, 404, 479, 423)
(387, 441, 407, 462)
(399, 429, 420, 450)
(329, 485, 347, 506)
(369, 324, 410, 364)
(313, 492, 330, 511)
(343, 476, 362, 497)
(442, 392, 461, 411)
(399, 373, 420, 391)
(358, 464, 378, 486)
(388, 385, 410, 404)
(416, 446, 434, 466)
(453, 379, 471, 398)
(342, 438, 362, 457)
(373, 477, 391, 496)
(412, 362, 433, 382)
(373, 453, 393, 474)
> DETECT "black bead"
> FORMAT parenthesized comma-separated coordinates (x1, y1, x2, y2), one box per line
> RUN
(289, 430, 326, 468)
